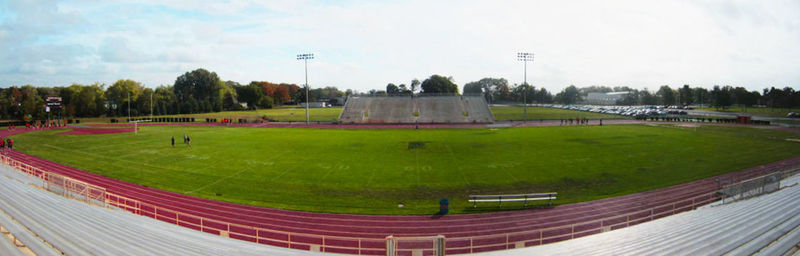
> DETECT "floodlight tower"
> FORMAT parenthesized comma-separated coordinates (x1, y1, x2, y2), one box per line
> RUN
(517, 52, 534, 122)
(297, 53, 314, 125)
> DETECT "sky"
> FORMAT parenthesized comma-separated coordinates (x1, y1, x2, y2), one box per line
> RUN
(0, 0, 798, 93)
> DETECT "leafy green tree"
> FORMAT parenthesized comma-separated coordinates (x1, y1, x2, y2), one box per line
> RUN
(421, 75, 458, 94)
(554, 85, 581, 104)
(657, 85, 676, 106)
(386, 83, 400, 95)
(174, 68, 224, 112)
(105, 79, 143, 116)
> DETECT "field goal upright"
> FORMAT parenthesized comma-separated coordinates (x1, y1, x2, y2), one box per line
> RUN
(129, 119, 151, 135)
(386, 235, 446, 256)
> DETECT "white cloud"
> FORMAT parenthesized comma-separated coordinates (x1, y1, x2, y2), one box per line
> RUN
(0, 0, 798, 92)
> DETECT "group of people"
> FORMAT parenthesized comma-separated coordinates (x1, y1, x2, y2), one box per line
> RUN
(171, 134, 191, 147)
(15, 120, 68, 130)
(560, 118, 603, 126)
(0, 137, 13, 150)
(561, 118, 590, 125)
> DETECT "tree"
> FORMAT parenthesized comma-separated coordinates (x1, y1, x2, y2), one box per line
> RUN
(386, 83, 400, 95)
(656, 85, 676, 106)
(693, 87, 709, 106)
(554, 85, 581, 104)
(174, 68, 224, 112)
(678, 85, 693, 106)
(639, 89, 658, 105)
(410, 79, 421, 94)
(420, 75, 458, 94)
(711, 85, 732, 109)
(105, 79, 143, 116)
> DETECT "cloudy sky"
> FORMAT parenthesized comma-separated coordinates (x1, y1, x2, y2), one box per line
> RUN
(1, 0, 798, 92)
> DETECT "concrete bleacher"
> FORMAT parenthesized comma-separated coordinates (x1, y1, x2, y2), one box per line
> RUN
(0, 167, 330, 256)
(340, 96, 494, 124)
(475, 174, 800, 256)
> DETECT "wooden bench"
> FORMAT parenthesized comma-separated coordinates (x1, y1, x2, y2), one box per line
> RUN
(468, 192, 557, 207)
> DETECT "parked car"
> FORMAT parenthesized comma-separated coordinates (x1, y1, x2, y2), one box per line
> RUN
(788, 112, 800, 118)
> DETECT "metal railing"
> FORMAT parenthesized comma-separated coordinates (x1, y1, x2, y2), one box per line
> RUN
(3, 152, 797, 255)
(0, 154, 106, 207)
(718, 168, 799, 204)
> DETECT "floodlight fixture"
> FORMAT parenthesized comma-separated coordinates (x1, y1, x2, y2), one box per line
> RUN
(517, 52, 534, 121)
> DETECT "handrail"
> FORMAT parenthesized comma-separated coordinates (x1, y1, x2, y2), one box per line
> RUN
(2, 151, 796, 255)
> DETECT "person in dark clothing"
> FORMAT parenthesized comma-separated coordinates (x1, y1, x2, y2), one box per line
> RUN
(8, 139, 12, 149)
(171, 136, 175, 147)
(186, 136, 191, 146)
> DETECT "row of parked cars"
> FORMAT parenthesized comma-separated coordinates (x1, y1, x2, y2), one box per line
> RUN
(540, 104, 688, 117)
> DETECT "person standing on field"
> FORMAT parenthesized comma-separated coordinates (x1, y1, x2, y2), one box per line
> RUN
(171, 136, 175, 147)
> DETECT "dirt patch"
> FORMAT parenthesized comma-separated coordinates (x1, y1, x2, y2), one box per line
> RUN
(59, 128, 135, 135)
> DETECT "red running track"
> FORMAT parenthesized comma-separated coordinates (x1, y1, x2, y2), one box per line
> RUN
(2, 124, 799, 255)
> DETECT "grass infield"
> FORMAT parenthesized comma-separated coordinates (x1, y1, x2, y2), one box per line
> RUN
(10, 124, 800, 215)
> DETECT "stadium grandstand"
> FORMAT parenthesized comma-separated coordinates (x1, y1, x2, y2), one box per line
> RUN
(339, 95, 494, 124)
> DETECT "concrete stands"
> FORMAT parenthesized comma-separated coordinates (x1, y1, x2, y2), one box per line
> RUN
(340, 96, 494, 124)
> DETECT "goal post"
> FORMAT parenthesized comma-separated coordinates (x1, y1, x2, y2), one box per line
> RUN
(386, 235, 445, 256)
(129, 119, 151, 135)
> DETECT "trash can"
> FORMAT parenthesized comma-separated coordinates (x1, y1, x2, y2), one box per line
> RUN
(439, 199, 449, 215)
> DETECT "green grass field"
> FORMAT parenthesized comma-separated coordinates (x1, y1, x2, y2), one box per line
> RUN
(490, 106, 627, 121)
(10, 124, 800, 215)
(696, 107, 800, 118)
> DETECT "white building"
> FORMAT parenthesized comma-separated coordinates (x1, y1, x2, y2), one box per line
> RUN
(300, 102, 328, 108)
(584, 91, 630, 105)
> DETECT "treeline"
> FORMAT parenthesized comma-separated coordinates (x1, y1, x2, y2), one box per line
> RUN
(569, 85, 799, 108)
(371, 74, 798, 109)
(0, 68, 346, 121)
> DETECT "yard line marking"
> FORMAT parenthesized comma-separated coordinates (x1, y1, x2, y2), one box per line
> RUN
(269, 167, 294, 183)
(185, 167, 253, 194)
(365, 142, 393, 186)
(443, 142, 471, 186)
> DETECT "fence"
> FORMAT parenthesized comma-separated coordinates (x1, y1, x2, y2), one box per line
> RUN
(1, 152, 797, 255)
(386, 235, 445, 256)
(718, 169, 799, 204)
(0, 154, 106, 207)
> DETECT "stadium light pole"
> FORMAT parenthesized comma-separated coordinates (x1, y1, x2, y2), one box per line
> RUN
(517, 52, 533, 122)
(297, 53, 314, 125)
(127, 92, 131, 122)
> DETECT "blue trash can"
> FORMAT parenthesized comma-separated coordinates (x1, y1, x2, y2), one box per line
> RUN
(439, 199, 449, 214)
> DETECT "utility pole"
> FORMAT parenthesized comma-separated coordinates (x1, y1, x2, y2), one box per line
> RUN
(517, 52, 534, 121)
(127, 92, 131, 122)
(297, 53, 314, 125)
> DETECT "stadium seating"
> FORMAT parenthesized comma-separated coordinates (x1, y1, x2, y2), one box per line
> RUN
(483, 174, 800, 255)
(340, 96, 494, 124)
(0, 171, 325, 256)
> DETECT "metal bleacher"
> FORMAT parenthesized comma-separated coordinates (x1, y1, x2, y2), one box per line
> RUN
(340, 95, 494, 124)
(476, 174, 800, 256)
(0, 166, 329, 256)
